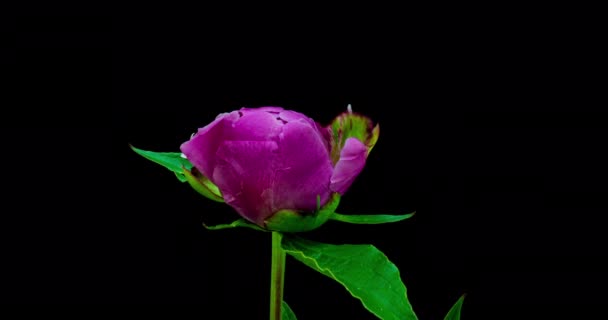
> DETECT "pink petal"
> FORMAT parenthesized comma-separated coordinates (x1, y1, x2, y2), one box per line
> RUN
(212, 140, 279, 225)
(228, 109, 283, 141)
(271, 119, 334, 213)
(240, 106, 284, 113)
(180, 111, 240, 179)
(330, 137, 368, 194)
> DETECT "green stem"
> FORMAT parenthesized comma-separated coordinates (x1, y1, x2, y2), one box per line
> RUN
(269, 232, 286, 320)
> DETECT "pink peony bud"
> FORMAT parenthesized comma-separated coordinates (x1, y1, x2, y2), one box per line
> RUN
(181, 106, 378, 229)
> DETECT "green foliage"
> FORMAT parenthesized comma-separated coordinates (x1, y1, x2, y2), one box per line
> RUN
(203, 219, 267, 232)
(282, 235, 417, 320)
(444, 295, 466, 320)
(130, 145, 192, 182)
(330, 212, 415, 224)
(131, 145, 223, 202)
(281, 301, 297, 320)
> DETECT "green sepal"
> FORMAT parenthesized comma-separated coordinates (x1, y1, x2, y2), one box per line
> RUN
(182, 167, 224, 203)
(330, 211, 415, 224)
(329, 110, 380, 164)
(444, 294, 466, 320)
(130, 145, 192, 182)
(367, 123, 380, 155)
(264, 193, 341, 233)
(203, 218, 267, 232)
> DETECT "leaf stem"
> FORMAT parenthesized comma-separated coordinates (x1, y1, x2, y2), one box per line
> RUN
(270, 232, 286, 320)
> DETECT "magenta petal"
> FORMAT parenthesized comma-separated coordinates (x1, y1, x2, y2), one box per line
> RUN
(273, 119, 334, 212)
(229, 109, 283, 141)
(276, 110, 331, 153)
(315, 121, 332, 154)
(240, 106, 284, 113)
(212, 140, 279, 225)
(180, 111, 241, 179)
(276, 110, 309, 122)
(330, 137, 368, 194)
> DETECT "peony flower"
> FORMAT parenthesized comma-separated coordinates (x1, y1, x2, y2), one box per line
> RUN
(180, 106, 379, 230)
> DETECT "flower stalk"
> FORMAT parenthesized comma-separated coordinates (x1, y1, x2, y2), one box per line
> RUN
(269, 232, 286, 320)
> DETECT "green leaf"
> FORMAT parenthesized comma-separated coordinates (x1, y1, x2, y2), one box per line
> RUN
(331, 211, 415, 224)
(130, 145, 192, 182)
(282, 235, 417, 320)
(203, 219, 267, 232)
(131, 145, 224, 202)
(444, 294, 466, 320)
(282, 301, 297, 320)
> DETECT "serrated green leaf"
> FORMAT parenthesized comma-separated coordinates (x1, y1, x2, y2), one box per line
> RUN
(282, 301, 297, 320)
(444, 294, 466, 320)
(282, 235, 417, 320)
(330, 211, 415, 224)
(130, 145, 192, 182)
(203, 219, 267, 232)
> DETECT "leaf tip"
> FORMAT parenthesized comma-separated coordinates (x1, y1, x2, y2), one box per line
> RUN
(129, 144, 146, 155)
(459, 293, 467, 302)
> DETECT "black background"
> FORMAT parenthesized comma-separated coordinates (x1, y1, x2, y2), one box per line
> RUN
(5, 9, 606, 319)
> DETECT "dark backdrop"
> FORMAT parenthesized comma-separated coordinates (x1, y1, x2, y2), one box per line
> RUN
(5, 10, 605, 319)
